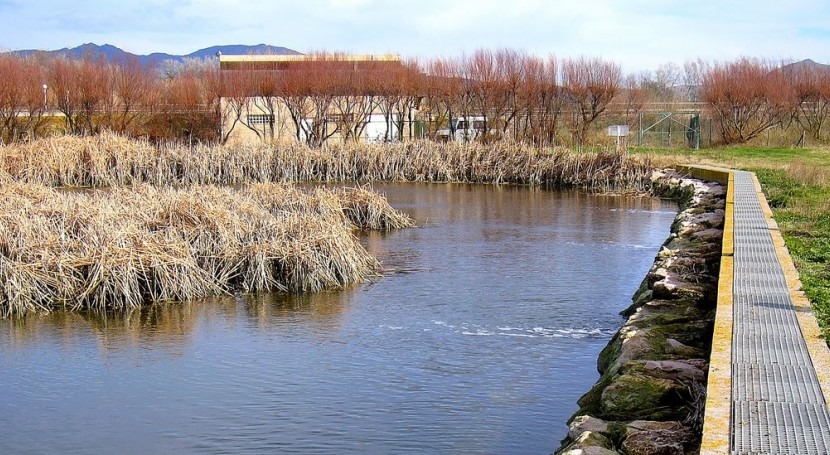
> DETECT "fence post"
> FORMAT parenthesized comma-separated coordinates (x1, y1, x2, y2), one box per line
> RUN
(638, 112, 642, 147)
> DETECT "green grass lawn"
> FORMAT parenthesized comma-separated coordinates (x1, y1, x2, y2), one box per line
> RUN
(631, 146, 830, 341)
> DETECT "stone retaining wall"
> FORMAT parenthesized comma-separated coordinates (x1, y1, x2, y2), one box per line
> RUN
(556, 170, 726, 455)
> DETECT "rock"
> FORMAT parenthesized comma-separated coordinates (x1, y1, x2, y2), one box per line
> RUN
(665, 338, 702, 357)
(599, 317, 713, 376)
(576, 374, 616, 416)
(619, 360, 706, 382)
(559, 429, 620, 454)
(597, 332, 623, 374)
(607, 331, 652, 373)
(626, 420, 686, 432)
(620, 289, 652, 317)
(681, 358, 709, 371)
(575, 430, 613, 448)
(559, 447, 621, 455)
(692, 228, 723, 241)
(600, 373, 685, 421)
(677, 223, 705, 237)
(651, 272, 706, 301)
(663, 236, 720, 257)
(622, 279, 653, 316)
(643, 360, 705, 381)
(688, 209, 725, 228)
(664, 256, 709, 275)
(568, 415, 611, 440)
(628, 300, 703, 327)
(622, 420, 695, 455)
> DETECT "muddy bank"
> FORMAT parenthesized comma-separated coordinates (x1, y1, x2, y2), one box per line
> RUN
(556, 170, 726, 455)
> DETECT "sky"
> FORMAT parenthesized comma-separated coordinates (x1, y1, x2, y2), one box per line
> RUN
(1, 0, 829, 73)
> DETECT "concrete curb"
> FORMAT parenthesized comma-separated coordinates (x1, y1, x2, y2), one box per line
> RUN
(682, 166, 734, 455)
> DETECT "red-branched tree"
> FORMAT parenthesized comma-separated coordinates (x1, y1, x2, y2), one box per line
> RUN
(702, 58, 796, 144)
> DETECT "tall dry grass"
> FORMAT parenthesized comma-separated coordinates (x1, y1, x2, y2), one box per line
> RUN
(0, 133, 655, 191)
(787, 159, 830, 188)
(0, 181, 412, 317)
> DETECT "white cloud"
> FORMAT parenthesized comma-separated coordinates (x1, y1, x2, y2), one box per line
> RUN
(2, 0, 829, 72)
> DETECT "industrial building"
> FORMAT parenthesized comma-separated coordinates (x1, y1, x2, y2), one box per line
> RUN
(218, 53, 421, 146)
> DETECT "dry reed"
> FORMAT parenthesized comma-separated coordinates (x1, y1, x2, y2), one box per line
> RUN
(0, 181, 412, 317)
(0, 133, 655, 191)
(335, 186, 416, 230)
(0, 132, 650, 316)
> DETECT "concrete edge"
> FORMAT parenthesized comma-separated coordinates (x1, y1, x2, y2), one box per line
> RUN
(751, 173, 830, 408)
(677, 164, 731, 185)
(682, 166, 733, 455)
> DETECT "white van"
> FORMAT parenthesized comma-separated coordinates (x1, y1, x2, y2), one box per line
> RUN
(436, 116, 487, 142)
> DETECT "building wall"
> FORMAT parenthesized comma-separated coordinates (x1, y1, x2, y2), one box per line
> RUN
(220, 97, 418, 146)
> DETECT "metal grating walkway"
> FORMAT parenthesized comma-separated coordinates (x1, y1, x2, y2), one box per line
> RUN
(731, 171, 830, 454)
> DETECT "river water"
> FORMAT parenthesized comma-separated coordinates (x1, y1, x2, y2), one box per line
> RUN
(0, 183, 676, 454)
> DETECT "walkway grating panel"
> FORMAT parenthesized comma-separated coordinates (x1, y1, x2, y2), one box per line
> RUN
(732, 402, 830, 454)
(733, 363, 826, 403)
(729, 171, 830, 454)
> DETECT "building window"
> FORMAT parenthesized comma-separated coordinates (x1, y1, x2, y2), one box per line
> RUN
(247, 114, 274, 125)
(326, 114, 362, 124)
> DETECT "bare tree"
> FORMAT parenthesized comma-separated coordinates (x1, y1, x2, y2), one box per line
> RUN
(160, 67, 217, 143)
(46, 57, 81, 134)
(250, 70, 282, 142)
(0, 55, 49, 142)
(74, 58, 113, 135)
(495, 49, 528, 140)
(273, 54, 341, 147)
(791, 63, 830, 142)
(702, 58, 796, 144)
(375, 60, 423, 141)
(110, 58, 157, 134)
(466, 49, 501, 137)
(621, 74, 647, 129)
(683, 59, 709, 102)
(562, 57, 621, 147)
(331, 66, 379, 143)
(423, 57, 463, 139)
(514, 55, 563, 145)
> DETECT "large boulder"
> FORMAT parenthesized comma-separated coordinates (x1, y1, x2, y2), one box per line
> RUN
(622, 420, 696, 455)
(642, 359, 706, 382)
(559, 447, 620, 455)
(558, 431, 619, 455)
(600, 373, 685, 421)
(567, 415, 611, 440)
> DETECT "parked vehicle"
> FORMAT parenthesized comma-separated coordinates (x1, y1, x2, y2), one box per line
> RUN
(435, 116, 488, 142)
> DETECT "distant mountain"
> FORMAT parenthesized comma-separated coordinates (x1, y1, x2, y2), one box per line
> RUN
(781, 58, 830, 75)
(8, 43, 301, 66)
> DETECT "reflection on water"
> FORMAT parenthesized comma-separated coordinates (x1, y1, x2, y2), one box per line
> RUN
(0, 183, 676, 455)
(4, 291, 353, 351)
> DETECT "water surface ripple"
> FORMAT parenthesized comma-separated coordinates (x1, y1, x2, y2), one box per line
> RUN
(0, 183, 676, 454)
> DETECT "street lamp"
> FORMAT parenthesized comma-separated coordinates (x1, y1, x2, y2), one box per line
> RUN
(42, 84, 48, 111)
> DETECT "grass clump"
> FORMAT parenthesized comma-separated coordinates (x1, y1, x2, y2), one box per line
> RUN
(0, 181, 412, 317)
(335, 186, 416, 230)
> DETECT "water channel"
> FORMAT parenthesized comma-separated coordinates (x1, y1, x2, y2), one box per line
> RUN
(0, 183, 677, 454)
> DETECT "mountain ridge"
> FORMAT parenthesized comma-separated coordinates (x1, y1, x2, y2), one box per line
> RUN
(8, 43, 302, 66)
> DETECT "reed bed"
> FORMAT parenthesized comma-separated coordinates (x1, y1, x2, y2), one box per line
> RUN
(0, 181, 412, 317)
(335, 186, 416, 230)
(0, 133, 655, 191)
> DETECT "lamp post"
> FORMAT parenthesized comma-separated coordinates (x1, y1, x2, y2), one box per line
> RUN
(42, 84, 48, 112)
